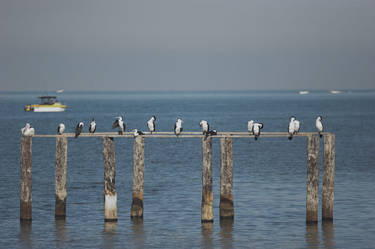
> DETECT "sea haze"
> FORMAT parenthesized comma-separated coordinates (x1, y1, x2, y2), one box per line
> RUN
(0, 91, 374, 248)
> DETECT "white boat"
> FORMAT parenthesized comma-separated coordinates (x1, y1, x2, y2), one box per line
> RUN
(330, 90, 341, 94)
(299, 90, 309, 95)
(25, 96, 67, 112)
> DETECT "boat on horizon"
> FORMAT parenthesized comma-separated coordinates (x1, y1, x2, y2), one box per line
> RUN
(299, 90, 309, 95)
(330, 90, 341, 94)
(24, 96, 67, 112)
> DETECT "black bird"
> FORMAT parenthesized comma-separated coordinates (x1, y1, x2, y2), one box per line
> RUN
(75, 122, 84, 138)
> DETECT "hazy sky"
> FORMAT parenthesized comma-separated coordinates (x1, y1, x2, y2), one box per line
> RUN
(1, 0, 374, 91)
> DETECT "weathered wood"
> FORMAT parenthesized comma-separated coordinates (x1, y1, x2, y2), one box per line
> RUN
(201, 137, 213, 222)
(220, 137, 234, 219)
(322, 134, 335, 220)
(55, 137, 68, 218)
(306, 136, 319, 223)
(131, 136, 145, 217)
(102, 137, 117, 222)
(20, 136, 32, 220)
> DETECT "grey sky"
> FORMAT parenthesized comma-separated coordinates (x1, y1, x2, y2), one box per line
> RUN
(1, 0, 374, 91)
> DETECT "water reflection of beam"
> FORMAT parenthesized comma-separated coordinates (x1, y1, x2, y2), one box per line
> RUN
(305, 223, 319, 248)
(322, 221, 335, 249)
(55, 219, 67, 247)
(201, 222, 214, 249)
(220, 219, 234, 248)
(131, 217, 146, 248)
(103, 221, 117, 249)
(19, 220, 32, 248)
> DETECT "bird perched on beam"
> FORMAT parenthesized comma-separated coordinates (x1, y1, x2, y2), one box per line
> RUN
(75, 122, 84, 138)
(89, 118, 96, 134)
(147, 116, 156, 134)
(316, 115, 323, 137)
(21, 123, 35, 136)
(112, 116, 125, 135)
(57, 123, 65, 135)
(174, 118, 183, 136)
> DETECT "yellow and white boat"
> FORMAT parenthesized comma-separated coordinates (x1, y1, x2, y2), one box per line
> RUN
(25, 96, 67, 112)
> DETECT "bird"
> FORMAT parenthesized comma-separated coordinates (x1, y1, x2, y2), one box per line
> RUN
(89, 118, 96, 133)
(57, 123, 65, 135)
(112, 116, 125, 135)
(199, 120, 209, 137)
(133, 129, 145, 137)
(252, 122, 264, 140)
(75, 122, 84, 138)
(208, 129, 217, 136)
(316, 115, 323, 137)
(147, 116, 156, 134)
(288, 116, 300, 140)
(21, 123, 35, 136)
(174, 118, 183, 136)
(247, 120, 254, 134)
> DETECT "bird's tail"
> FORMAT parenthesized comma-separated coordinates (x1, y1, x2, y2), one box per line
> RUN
(319, 132, 323, 138)
(118, 131, 123, 135)
(288, 135, 293, 140)
(254, 136, 258, 141)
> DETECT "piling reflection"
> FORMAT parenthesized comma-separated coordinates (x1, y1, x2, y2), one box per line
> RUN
(201, 222, 214, 249)
(19, 220, 32, 248)
(131, 217, 146, 248)
(305, 223, 319, 248)
(55, 219, 67, 247)
(220, 218, 234, 248)
(322, 220, 335, 249)
(102, 221, 117, 249)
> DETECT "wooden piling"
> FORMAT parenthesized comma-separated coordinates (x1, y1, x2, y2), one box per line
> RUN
(220, 137, 234, 219)
(102, 137, 118, 222)
(306, 136, 319, 223)
(55, 136, 68, 219)
(201, 136, 213, 222)
(131, 136, 145, 218)
(322, 134, 335, 220)
(20, 136, 32, 221)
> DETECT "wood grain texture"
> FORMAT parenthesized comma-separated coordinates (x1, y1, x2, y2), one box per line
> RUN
(102, 137, 117, 221)
(131, 136, 145, 217)
(220, 137, 234, 219)
(20, 136, 32, 220)
(306, 136, 319, 223)
(323, 134, 335, 220)
(201, 137, 213, 222)
(55, 137, 68, 218)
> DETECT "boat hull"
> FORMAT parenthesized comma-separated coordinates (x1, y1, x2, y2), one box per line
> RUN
(33, 106, 66, 112)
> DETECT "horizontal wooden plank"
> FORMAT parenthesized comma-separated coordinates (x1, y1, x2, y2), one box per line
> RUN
(30, 132, 331, 138)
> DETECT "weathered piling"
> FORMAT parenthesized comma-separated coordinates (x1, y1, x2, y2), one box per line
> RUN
(131, 136, 145, 218)
(55, 136, 68, 219)
(306, 136, 319, 223)
(322, 134, 335, 220)
(220, 137, 234, 219)
(20, 136, 32, 221)
(201, 136, 213, 222)
(102, 137, 118, 222)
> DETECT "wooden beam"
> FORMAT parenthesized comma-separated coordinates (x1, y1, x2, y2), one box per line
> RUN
(55, 136, 68, 219)
(306, 136, 319, 223)
(220, 137, 234, 219)
(201, 137, 213, 223)
(131, 136, 145, 218)
(20, 136, 32, 221)
(322, 134, 335, 221)
(102, 137, 118, 222)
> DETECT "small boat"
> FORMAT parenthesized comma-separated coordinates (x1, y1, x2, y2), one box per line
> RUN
(299, 90, 309, 95)
(330, 90, 341, 94)
(25, 96, 67, 112)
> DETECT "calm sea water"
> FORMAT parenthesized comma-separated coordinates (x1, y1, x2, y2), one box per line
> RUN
(1, 91, 375, 249)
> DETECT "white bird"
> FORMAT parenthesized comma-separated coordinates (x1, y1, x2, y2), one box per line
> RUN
(199, 120, 209, 136)
(147, 116, 156, 134)
(112, 116, 125, 135)
(288, 116, 300, 140)
(89, 118, 96, 133)
(252, 122, 264, 140)
(174, 118, 183, 136)
(75, 122, 84, 138)
(57, 123, 65, 135)
(247, 120, 254, 134)
(21, 123, 35, 136)
(316, 116, 323, 137)
(133, 129, 145, 137)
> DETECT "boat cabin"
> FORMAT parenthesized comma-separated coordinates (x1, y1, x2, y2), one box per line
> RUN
(39, 96, 57, 105)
